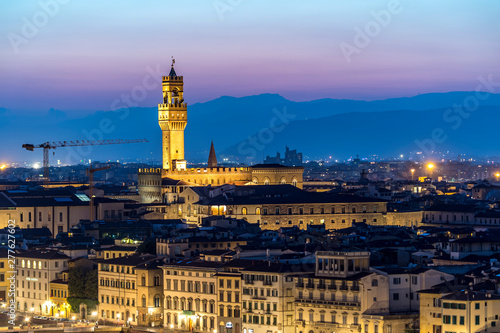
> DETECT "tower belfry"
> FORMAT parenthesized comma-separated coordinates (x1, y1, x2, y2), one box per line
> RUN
(159, 58, 187, 170)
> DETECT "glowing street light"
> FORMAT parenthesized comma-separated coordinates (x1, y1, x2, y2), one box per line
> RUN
(427, 163, 434, 178)
(25, 317, 30, 322)
(410, 168, 415, 181)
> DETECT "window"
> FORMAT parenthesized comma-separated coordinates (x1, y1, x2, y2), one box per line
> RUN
(59, 212, 63, 222)
(411, 276, 418, 285)
(460, 316, 465, 325)
(372, 279, 378, 287)
(242, 208, 247, 215)
(393, 277, 401, 285)
(475, 303, 480, 310)
(393, 293, 399, 301)
(475, 316, 480, 325)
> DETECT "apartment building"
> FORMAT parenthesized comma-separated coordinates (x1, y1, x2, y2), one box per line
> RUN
(420, 286, 500, 333)
(162, 261, 220, 332)
(15, 250, 70, 315)
(374, 267, 454, 313)
(97, 254, 157, 326)
(294, 251, 390, 333)
(241, 262, 299, 333)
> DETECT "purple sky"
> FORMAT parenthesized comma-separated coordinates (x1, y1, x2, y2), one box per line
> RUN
(1, 0, 499, 115)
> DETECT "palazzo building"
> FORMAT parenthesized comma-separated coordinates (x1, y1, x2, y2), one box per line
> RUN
(138, 61, 303, 203)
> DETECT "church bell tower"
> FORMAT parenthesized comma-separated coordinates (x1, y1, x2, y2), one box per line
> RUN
(159, 59, 187, 170)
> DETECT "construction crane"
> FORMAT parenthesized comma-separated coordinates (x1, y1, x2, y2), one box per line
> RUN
(87, 164, 111, 221)
(22, 139, 148, 181)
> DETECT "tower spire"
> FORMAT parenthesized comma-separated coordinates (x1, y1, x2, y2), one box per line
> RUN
(169, 56, 177, 77)
(208, 141, 217, 168)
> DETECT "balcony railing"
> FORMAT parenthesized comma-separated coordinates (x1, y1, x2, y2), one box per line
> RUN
(263, 280, 273, 286)
(295, 298, 360, 308)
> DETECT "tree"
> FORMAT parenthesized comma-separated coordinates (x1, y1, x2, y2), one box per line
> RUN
(137, 238, 156, 255)
(84, 270, 98, 300)
(68, 267, 85, 298)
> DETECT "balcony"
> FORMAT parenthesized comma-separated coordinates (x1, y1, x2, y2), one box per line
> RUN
(328, 284, 337, 290)
(295, 298, 360, 309)
(245, 280, 254, 285)
(251, 295, 267, 300)
(263, 280, 273, 286)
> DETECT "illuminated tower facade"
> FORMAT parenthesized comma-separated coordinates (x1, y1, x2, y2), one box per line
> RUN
(159, 60, 187, 170)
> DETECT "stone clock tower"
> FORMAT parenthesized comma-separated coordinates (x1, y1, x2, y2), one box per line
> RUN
(159, 59, 187, 170)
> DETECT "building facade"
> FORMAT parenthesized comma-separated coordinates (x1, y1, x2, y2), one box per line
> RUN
(15, 250, 70, 315)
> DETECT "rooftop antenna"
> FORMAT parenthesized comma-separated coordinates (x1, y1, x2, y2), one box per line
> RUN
(171, 56, 175, 67)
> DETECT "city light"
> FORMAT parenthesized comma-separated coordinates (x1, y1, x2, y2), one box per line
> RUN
(33, 162, 41, 169)
(0, 164, 6, 170)
(72, 316, 76, 320)
(25, 317, 30, 322)
(92, 311, 98, 316)
(427, 163, 434, 170)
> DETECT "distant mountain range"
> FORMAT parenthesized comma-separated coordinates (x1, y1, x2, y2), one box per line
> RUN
(2, 92, 500, 164)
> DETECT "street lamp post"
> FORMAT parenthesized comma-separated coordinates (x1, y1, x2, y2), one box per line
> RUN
(427, 163, 434, 178)
(410, 168, 415, 181)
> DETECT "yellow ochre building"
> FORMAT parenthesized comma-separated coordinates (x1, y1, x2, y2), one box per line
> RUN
(138, 61, 303, 203)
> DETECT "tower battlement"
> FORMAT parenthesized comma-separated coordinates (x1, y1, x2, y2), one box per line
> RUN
(158, 103, 187, 110)
(162, 75, 183, 81)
